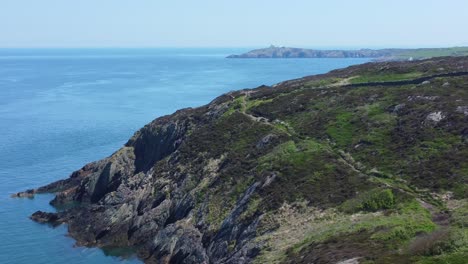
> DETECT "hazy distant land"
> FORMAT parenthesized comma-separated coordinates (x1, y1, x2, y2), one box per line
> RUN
(227, 45, 468, 60)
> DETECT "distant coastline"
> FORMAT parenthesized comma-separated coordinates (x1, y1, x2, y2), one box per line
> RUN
(227, 45, 468, 60)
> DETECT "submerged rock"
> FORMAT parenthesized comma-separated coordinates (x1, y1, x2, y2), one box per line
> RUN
(11, 189, 35, 198)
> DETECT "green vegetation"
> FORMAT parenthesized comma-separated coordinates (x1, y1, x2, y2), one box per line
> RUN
(340, 188, 395, 213)
(255, 138, 370, 209)
(350, 71, 424, 84)
(326, 111, 357, 146)
(411, 200, 468, 263)
(245, 97, 273, 110)
(223, 95, 273, 117)
(239, 195, 261, 221)
(258, 139, 328, 172)
(395, 47, 468, 59)
(453, 182, 468, 199)
(222, 95, 244, 117)
(304, 77, 343, 88)
(206, 196, 233, 231)
(270, 198, 436, 263)
(245, 58, 468, 263)
(417, 252, 468, 264)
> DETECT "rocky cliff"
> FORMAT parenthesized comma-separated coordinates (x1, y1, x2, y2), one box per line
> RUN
(17, 56, 468, 263)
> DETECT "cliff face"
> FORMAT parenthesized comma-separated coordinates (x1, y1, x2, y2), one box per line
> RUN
(20, 57, 468, 264)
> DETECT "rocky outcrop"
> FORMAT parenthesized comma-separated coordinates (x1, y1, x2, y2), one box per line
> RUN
(30, 211, 60, 224)
(20, 56, 468, 264)
(426, 111, 445, 123)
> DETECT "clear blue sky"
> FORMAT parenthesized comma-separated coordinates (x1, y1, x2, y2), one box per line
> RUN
(1, 0, 468, 48)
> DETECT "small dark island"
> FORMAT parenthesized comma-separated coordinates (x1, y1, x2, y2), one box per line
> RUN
(227, 45, 468, 60)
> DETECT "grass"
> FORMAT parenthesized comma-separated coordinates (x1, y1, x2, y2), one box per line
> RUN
(255, 138, 371, 210)
(410, 228, 468, 260)
(206, 196, 234, 231)
(416, 252, 468, 264)
(222, 96, 244, 117)
(350, 72, 424, 84)
(239, 195, 262, 221)
(292, 199, 435, 251)
(304, 77, 343, 88)
(223, 95, 273, 118)
(395, 47, 468, 59)
(257, 139, 328, 172)
(410, 136, 461, 160)
(255, 198, 436, 263)
(358, 103, 396, 124)
(246, 98, 273, 110)
(326, 111, 357, 146)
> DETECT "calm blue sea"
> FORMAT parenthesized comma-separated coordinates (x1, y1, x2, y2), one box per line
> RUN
(0, 48, 369, 263)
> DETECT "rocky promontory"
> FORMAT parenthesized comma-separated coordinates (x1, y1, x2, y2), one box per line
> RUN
(227, 45, 468, 60)
(18, 56, 468, 263)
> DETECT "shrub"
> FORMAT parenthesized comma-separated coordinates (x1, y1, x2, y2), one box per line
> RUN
(453, 184, 467, 199)
(409, 229, 452, 256)
(409, 226, 468, 258)
(341, 188, 395, 213)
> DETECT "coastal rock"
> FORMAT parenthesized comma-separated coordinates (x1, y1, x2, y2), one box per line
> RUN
(11, 189, 35, 198)
(30, 211, 60, 224)
(149, 223, 208, 264)
(26, 56, 468, 264)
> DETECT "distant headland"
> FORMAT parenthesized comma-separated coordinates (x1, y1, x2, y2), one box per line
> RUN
(227, 45, 468, 60)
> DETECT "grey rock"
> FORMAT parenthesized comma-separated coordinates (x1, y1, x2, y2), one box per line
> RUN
(30, 211, 60, 224)
(256, 134, 277, 149)
(426, 111, 445, 123)
(11, 189, 35, 198)
(456, 106, 468, 116)
(150, 223, 208, 264)
(337, 257, 361, 264)
(392, 103, 406, 113)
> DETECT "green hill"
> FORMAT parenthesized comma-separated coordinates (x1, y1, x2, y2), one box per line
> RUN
(17, 56, 468, 264)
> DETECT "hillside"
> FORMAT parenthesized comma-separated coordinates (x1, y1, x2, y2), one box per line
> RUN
(16, 56, 468, 264)
(227, 46, 468, 60)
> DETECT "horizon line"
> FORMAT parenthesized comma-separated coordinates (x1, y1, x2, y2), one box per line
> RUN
(1, 44, 468, 50)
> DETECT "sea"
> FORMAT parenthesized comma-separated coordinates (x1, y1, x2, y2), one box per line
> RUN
(0, 48, 369, 263)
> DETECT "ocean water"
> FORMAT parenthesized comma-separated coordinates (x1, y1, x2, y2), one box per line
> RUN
(0, 48, 369, 263)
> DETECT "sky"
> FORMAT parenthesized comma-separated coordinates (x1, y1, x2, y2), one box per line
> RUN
(1, 0, 468, 48)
